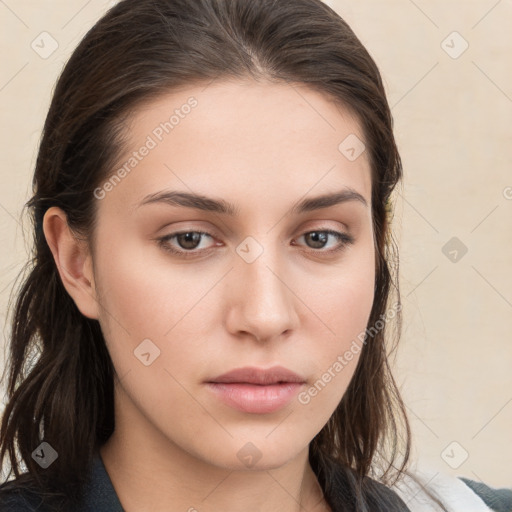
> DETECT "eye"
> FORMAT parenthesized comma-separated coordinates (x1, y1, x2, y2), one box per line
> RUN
(157, 230, 217, 258)
(156, 228, 354, 259)
(293, 229, 355, 254)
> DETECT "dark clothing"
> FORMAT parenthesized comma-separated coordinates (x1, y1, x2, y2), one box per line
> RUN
(0, 451, 509, 511)
(0, 454, 123, 511)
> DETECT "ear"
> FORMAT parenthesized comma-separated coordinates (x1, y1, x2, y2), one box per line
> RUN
(42, 206, 99, 320)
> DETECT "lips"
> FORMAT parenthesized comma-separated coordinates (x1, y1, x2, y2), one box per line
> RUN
(205, 366, 306, 414)
(206, 365, 306, 385)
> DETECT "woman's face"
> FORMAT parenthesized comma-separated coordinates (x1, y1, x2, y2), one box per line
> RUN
(88, 79, 375, 469)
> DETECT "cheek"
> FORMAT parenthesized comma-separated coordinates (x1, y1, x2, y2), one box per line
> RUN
(296, 247, 376, 399)
(318, 270, 375, 328)
(302, 242, 376, 344)
(92, 235, 211, 383)
(92, 241, 215, 420)
(295, 284, 374, 428)
(94, 236, 200, 332)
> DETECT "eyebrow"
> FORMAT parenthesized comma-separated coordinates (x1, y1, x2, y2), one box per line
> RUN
(137, 187, 368, 216)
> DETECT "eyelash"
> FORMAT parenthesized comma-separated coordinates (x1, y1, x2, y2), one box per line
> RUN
(156, 228, 355, 259)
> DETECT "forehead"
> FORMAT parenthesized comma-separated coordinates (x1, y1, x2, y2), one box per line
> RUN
(101, 79, 372, 216)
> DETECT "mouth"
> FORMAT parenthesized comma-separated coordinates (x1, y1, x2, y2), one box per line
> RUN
(206, 365, 306, 385)
(205, 365, 306, 414)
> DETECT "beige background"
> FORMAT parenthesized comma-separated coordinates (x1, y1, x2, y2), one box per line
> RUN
(1, 0, 511, 488)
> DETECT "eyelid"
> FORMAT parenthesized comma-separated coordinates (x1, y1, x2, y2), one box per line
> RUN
(157, 230, 218, 256)
(156, 225, 355, 259)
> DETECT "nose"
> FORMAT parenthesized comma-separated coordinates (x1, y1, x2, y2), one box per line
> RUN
(224, 244, 299, 343)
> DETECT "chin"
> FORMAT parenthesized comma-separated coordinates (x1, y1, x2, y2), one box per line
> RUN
(199, 435, 308, 472)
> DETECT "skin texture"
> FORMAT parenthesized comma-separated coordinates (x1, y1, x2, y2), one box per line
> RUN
(43, 79, 375, 512)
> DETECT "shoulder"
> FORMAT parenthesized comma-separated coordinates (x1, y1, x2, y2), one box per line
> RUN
(0, 476, 47, 511)
(459, 477, 512, 512)
(389, 461, 512, 512)
(313, 453, 412, 511)
(0, 451, 122, 512)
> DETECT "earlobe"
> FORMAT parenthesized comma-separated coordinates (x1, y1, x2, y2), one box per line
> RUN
(42, 206, 100, 320)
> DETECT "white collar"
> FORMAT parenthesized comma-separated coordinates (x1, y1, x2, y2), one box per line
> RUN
(388, 461, 492, 512)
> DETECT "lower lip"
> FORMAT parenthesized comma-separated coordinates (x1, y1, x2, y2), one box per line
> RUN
(205, 382, 304, 414)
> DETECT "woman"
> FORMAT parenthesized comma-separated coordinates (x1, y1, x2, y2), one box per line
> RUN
(0, 0, 508, 511)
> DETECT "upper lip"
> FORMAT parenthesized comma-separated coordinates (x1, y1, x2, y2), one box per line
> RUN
(206, 365, 306, 385)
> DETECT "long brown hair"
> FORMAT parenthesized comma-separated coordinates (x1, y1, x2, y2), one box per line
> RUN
(1, 0, 417, 510)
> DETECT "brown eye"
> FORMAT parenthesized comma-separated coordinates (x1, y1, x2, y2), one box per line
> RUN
(304, 231, 329, 249)
(175, 232, 203, 250)
(157, 230, 216, 257)
(295, 229, 354, 253)
(156, 228, 354, 260)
